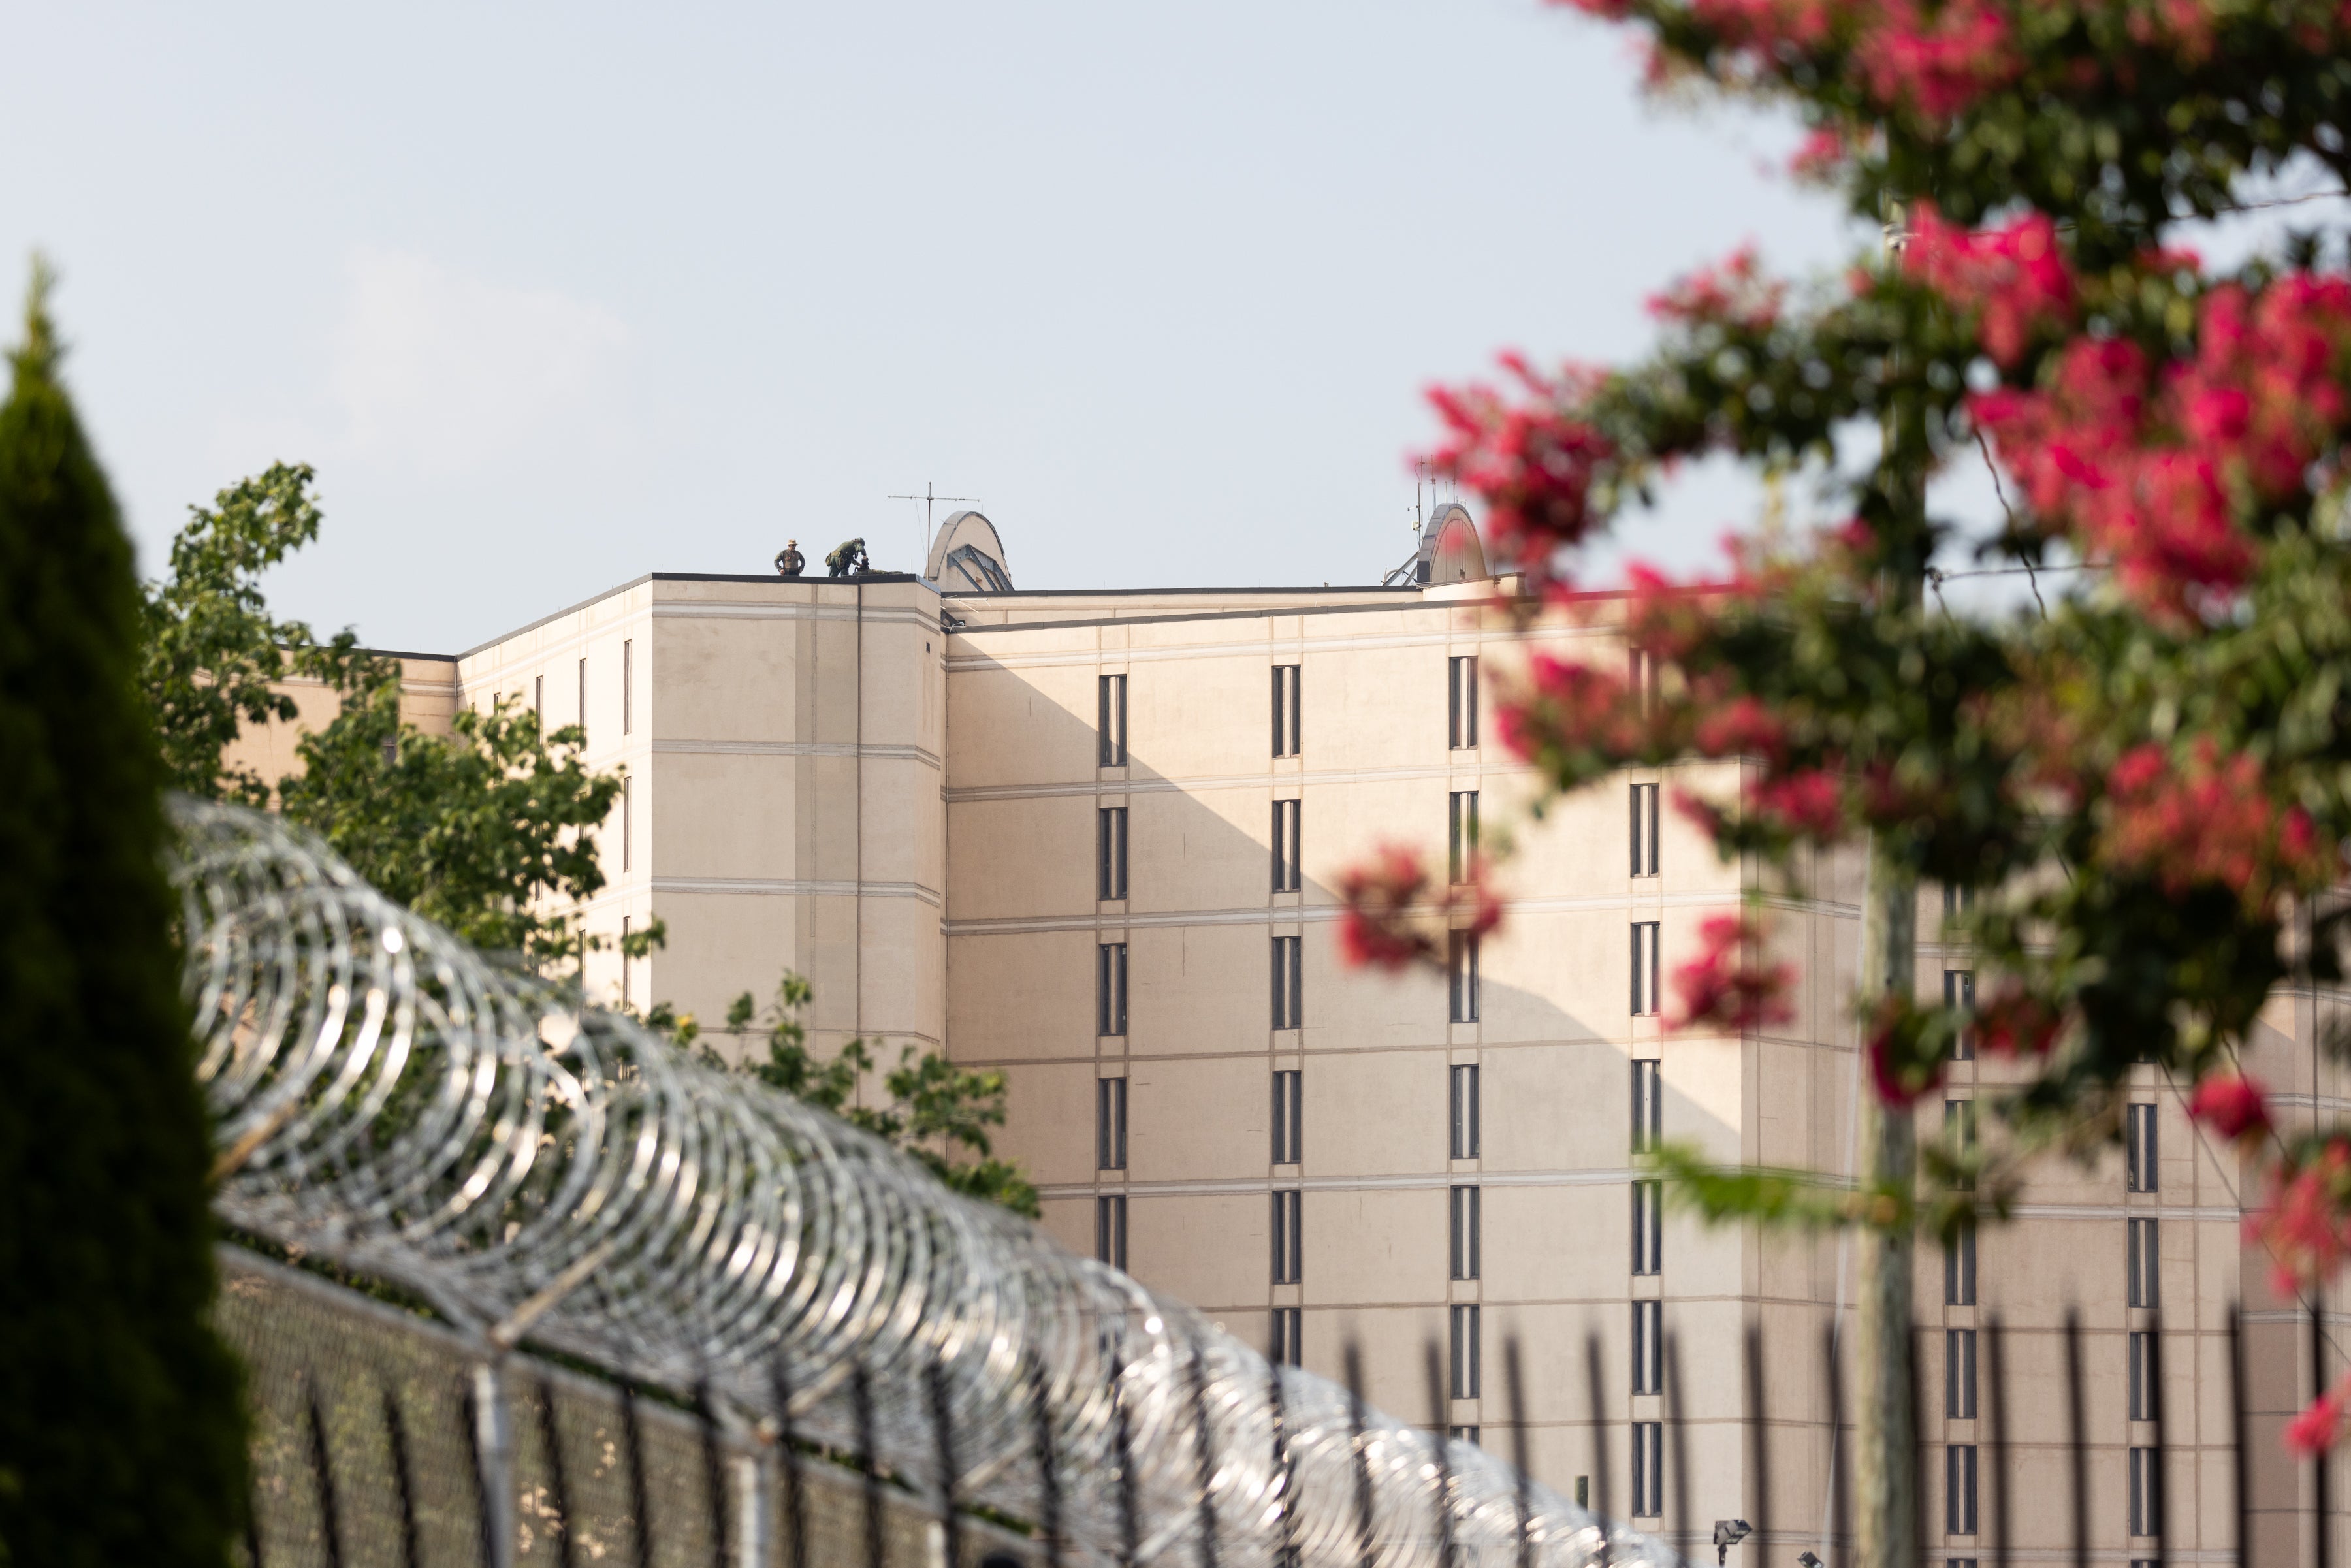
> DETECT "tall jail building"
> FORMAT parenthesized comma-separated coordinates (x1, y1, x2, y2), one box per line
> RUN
(240, 507, 2334, 1568)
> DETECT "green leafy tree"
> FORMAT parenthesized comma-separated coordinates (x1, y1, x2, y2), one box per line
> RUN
(276, 660, 628, 969)
(138, 462, 357, 804)
(643, 971, 1039, 1217)
(0, 262, 248, 1567)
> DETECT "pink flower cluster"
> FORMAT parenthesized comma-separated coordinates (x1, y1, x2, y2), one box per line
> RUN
(2288, 1375, 2351, 1456)
(2100, 740, 2322, 905)
(2253, 1138, 2351, 1298)
(1974, 273, 2351, 609)
(1668, 912, 1797, 1032)
(2188, 1072, 2271, 1142)
(1648, 244, 1787, 333)
(1426, 355, 1613, 592)
(1492, 654, 1648, 763)
(1554, 0, 2022, 118)
(1336, 844, 1503, 973)
(1904, 206, 2073, 366)
(1971, 984, 2062, 1058)
(1849, 0, 2019, 117)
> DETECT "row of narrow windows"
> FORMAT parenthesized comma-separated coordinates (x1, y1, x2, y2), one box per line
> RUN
(1094, 656, 1486, 767)
(1094, 780, 1661, 904)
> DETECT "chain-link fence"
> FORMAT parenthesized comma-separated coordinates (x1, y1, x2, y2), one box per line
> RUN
(219, 1246, 1019, 1568)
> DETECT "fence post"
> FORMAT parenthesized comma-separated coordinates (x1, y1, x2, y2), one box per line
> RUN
(474, 1360, 518, 1568)
(1344, 1343, 1376, 1568)
(1427, 1339, 1459, 1568)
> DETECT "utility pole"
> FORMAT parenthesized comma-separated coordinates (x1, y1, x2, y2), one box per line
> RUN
(887, 482, 980, 566)
(1853, 195, 1922, 1568)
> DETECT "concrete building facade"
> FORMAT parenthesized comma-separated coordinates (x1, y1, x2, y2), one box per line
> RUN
(249, 512, 2332, 1568)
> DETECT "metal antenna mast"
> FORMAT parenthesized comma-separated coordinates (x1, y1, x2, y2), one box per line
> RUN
(887, 482, 981, 566)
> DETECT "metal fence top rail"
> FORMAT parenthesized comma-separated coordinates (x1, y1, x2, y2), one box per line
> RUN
(174, 799, 1662, 1568)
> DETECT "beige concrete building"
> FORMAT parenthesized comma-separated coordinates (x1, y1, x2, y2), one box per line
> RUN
(255, 507, 2334, 1568)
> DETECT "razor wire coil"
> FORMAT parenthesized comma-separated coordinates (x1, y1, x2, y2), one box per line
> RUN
(172, 797, 1664, 1568)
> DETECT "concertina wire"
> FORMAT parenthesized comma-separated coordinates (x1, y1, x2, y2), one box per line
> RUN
(172, 797, 1665, 1568)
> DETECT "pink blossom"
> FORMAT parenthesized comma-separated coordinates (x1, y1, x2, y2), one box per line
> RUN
(1648, 244, 1786, 332)
(2101, 740, 2328, 906)
(1425, 355, 1614, 591)
(1337, 844, 1505, 973)
(2287, 1380, 2350, 1456)
(1669, 913, 1796, 1032)
(1905, 205, 2073, 366)
(2188, 1073, 2271, 1142)
(2252, 1140, 2351, 1297)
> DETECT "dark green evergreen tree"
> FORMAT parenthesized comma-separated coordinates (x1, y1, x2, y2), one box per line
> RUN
(0, 261, 247, 1566)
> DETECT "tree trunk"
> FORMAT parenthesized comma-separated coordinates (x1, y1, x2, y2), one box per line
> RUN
(1854, 829, 1918, 1568)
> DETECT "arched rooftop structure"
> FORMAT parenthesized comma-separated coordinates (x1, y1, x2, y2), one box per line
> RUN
(1405, 500, 1488, 584)
(923, 510, 1014, 592)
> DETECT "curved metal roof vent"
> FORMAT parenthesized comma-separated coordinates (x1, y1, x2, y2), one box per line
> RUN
(923, 510, 1013, 593)
(1415, 502, 1488, 584)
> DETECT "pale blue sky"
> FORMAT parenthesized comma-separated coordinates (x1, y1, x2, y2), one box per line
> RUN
(6, 1, 1865, 652)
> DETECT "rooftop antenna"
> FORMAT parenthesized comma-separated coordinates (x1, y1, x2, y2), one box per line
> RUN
(888, 481, 982, 568)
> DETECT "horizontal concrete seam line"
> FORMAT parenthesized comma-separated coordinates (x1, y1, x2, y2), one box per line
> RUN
(944, 889, 1836, 936)
(654, 738, 942, 767)
(1038, 1168, 1658, 1198)
(947, 623, 1617, 674)
(650, 876, 944, 906)
(945, 761, 1544, 802)
(655, 601, 939, 628)
(2006, 1202, 2244, 1221)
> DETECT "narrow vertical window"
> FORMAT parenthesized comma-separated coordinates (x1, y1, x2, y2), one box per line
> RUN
(1098, 807, 1128, 899)
(1271, 1190, 1302, 1283)
(621, 777, 633, 873)
(1631, 1300, 1663, 1394)
(1448, 656, 1479, 749)
(1945, 1228, 1977, 1306)
(2129, 1447, 2160, 1537)
(2128, 1330, 2156, 1422)
(1095, 1196, 1127, 1270)
(1096, 943, 1128, 1038)
(1449, 1064, 1480, 1159)
(1449, 791, 1479, 884)
(1945, 970, 1977, 1060)
(2127, 1103, 2158, 1193)
(534, 673, 543, 722)
(1945, 1099, 1977, 1190)
(622, 638, 633, 734)
(1631, 1180, 1662, 1275)
(1631, 1423, 1663, 1518)
(1631, 1059, 1661, 1155)
(619, 915, 632, 1006)
(1631, 922, 1661, 1016)
(1946, 1445, 1979, 1535)
(1448, 1426, 1480, 1445)
(1943, 882, 1976, 919)
(1449, 1304, 1481, 1398)
(1270, 1308, 1302, 1366)
(1271, 1070, 1302, 1164)
(1272, 665, 1302, 758)
(1272, 799, 1302, 892)
(1448, 931, 1480, 1024)
(1450, 1185, 1481, 1280)
(1946, 1329, 1977, 1419)
(1631, 782, 1660, 876)
(1629, 647, 1658, 714)
(2128, 1218, 2160, 1307)
(577, 656, 588, 743)
(1097, 1077, 1128, 1171)
(1099, 674, 1128, 766)
(1271, 936, 1303, 1029)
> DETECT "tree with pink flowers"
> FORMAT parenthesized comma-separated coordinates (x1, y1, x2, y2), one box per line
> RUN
(1342, 2, 2351, 1560)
